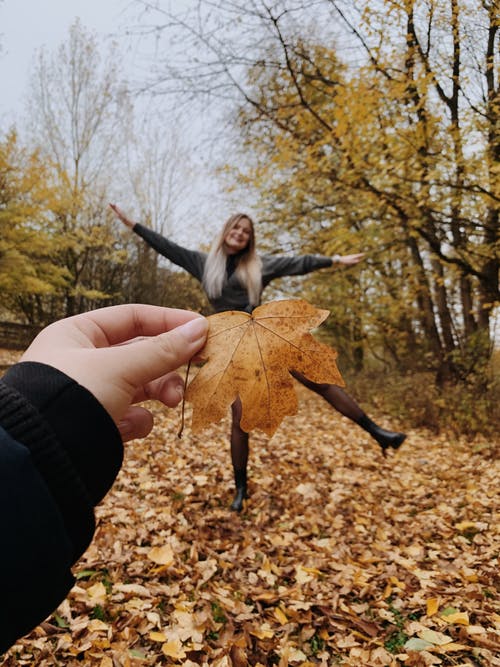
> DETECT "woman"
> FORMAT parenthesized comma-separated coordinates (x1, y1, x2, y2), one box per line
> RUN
(110, 205, 406, 511)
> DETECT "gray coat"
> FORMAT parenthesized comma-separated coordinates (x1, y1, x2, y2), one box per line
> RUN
(133, 223, 333, 312)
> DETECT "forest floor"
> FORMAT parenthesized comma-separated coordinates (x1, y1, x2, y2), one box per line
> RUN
(1, 348, 499, 667)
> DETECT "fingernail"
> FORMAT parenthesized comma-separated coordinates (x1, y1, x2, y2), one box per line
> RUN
(177, 317, 208, 342)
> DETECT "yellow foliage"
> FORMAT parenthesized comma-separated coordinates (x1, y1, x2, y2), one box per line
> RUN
(230, 1, 498, 383)
(0, 130, 65, 302)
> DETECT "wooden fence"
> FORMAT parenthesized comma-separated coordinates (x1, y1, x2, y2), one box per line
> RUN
(0, 321, 41, 350)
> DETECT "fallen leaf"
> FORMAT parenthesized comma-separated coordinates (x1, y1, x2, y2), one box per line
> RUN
(185, 299, 344, 435)
(161, 638, 186, 659)
(114, 583, 151, 597)
(455, 520, 478, 531)
(440, 610, 470, 625)
(418, 628, 453, 645)
(435, 642, 471, 652)
(147, 544, 175, 566)
(295, 565, 316, 584)
(273, 607, 289, 625)
(249, 623, 275, 639)
(230, 645, 249, 667)
(440, 606, 458, 616)
(465, 625, 488, 635)
(87, 619, 109, 632)
(426, 597, 440, 616)
(405, 637, 434, 651)
(413, 650, 443, 665)
(278, 646, 308, 662)
(86, 582, 107, 605)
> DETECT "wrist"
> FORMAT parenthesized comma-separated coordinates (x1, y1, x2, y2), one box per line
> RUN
(332, 254, 342, 263)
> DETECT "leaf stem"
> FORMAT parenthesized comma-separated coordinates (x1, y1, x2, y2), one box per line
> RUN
(177, 359, 192, 438)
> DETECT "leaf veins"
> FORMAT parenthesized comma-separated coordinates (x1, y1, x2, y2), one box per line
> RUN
(185, 299, 344, 435)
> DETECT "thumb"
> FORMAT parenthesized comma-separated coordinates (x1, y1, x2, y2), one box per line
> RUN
(118, 406, 154, 442)
(116, 316, 209, 387)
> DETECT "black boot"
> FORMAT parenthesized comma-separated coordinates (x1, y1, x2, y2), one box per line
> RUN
(357, 415, 407, 456)
(230, 468, 248, 512)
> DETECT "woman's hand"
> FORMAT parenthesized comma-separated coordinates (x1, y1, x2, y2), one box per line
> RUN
(21, 305, 208, 442)
(109, 203, 135, 229)
(335, 253, 365, 266)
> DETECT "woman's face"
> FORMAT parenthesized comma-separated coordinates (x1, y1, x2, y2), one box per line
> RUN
(223, 217, 252, 254)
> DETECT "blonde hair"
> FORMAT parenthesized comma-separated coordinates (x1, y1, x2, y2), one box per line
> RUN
(202, 213, 263, 306)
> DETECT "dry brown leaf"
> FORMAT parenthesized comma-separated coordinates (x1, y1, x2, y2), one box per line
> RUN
(147, 544, 175, 566)
(426, 597, 440, 616)
(185, 299, 344, 435)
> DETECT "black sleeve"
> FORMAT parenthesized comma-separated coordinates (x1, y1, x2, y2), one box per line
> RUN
(0, 362, 123, 654)
(133, 223, 206, 281)
(261, 254, 333, 286)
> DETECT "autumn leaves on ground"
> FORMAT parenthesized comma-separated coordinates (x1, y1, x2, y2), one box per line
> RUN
(2, 350, 498, 667)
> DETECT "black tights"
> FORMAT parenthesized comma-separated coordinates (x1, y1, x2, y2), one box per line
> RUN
(231, 398, 249, 471)
(290, 370, 365, 421)
(230, 372, 366, 472)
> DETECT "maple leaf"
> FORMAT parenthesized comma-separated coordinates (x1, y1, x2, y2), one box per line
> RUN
(185, 299, 344, 436)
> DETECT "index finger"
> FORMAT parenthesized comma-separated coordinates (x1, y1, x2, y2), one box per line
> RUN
(73, 304, 205, 347)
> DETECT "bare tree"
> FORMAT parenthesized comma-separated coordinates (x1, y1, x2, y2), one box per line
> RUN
(115, 107, 208, 305)
(25, 19, 131, 319)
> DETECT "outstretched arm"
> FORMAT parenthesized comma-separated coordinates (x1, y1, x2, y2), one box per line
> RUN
(109, 203, 206, 281)
(333, 252, 365, 266)
(109, 203, 136, 229)
(262, 251, 365, 284)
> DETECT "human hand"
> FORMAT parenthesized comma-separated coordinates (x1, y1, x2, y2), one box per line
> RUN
(109, 203, 135, 229)
(21, 305, 208, 442)
(335, 253, 365, 266)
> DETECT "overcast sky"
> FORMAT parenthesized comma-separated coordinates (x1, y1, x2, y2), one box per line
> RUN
(0, 0, 243, 229)
(0, 0, 138, 123)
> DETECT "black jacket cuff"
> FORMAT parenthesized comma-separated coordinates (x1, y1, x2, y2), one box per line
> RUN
(0, 362, 123, 560)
